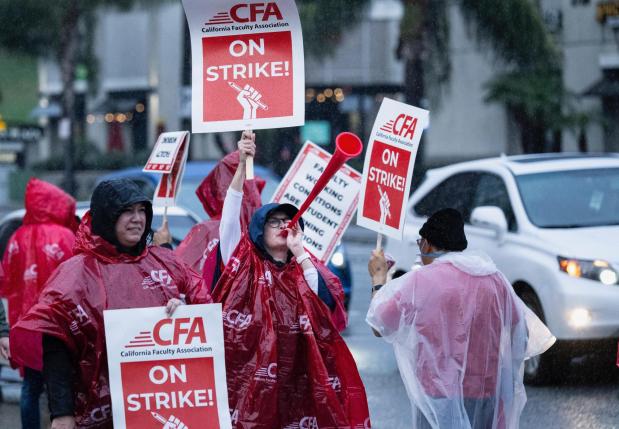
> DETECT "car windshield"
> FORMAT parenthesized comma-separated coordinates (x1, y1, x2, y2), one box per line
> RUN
(176, 177, 207, 219)
(516, 168, 619, 228)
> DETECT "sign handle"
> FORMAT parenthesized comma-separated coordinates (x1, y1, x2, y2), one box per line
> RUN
(376, 233, 383, 251)
(163, 174, 172, 223)
(245, 129, 254, 180)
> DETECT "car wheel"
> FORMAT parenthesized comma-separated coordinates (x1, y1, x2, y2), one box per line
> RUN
(520, 289, 569, 385)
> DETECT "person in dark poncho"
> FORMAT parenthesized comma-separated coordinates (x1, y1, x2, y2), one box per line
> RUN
(11, 179, 212, 429)
(213, 131, 370, 428)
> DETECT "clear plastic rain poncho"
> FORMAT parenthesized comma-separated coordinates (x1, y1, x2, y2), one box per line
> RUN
(366, 251, 555, 429)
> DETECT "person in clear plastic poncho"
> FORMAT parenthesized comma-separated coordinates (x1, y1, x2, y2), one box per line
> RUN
(366, 208, 555, 429)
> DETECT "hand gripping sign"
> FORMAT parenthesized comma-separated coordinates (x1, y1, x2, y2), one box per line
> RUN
(270, 141, 362, 263)
(357, 98, 429, 243)
(143, 131, 191, 209)
(104, 304, 231, 429)
(182, 0, 305, 133)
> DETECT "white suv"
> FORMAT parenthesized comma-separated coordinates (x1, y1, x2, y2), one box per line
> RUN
(384, 153, 619, 383)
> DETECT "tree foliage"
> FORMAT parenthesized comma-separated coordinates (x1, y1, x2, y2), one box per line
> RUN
(0, 0, 170, 193)
(298, 0, 370, 57)
(301, 0, 568, 153)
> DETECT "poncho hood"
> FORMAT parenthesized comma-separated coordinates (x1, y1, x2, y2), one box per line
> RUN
(195, 151, 265, 219)
(23, 178, 78, 231)
(74, 212, 148, 264)
(435, 250, 498, 277)
(89, 178, 153, 256)
(248, 202, 303, 262)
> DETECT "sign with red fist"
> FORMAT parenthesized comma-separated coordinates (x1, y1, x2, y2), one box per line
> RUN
(357, 98, 429, 240)
(104, 304, 231, 429)
(182, 0, 305, 132)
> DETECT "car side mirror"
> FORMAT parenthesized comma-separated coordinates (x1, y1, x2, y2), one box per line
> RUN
(471, 206, 508, 241)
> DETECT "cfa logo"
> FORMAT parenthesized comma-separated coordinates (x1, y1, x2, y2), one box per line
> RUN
(258, 269, 273, 287)
(230, 409, 239, 425)
(299, 315, 311, 332)
(69, 304, 89, 334)
(254, 362, 277, 382)
(152, 317, 207, 346)
(151, 270, 172, 286)
(327, 376, 341, 392)
(8, 241, 18, 256)
(23, 264, 37, 281)
(230, 257, 241, 273)
(207, 238, 219, 252)
(206, 2, 283, 25)
(43, 243, 65, 261)
(380, 114, 419, 140)
(88, 405, 111, 424)
(284, 416, 319, 429)
(223, 310, 253, 330)
(200, 239, 219, 270)
(141, 269, 173, 289)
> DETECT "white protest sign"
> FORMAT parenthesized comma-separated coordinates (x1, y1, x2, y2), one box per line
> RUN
(182, 0, 305, 133)
(357, 98, 429, 240)
(271, 141, 361, 262)
(143, 131, 191, 207)
(104, 304, 231, 429)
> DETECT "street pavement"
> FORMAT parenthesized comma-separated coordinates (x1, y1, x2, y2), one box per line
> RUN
(1, 226, 618, 428)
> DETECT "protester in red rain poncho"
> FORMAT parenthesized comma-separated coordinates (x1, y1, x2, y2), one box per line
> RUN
(12, 179, 211, 429)
(0, 178, 77, 429)
(213, 132, 370, 428)
(174, 151, 265, 273)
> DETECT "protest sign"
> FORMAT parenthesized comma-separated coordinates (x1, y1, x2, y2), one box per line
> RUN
(357, 98, 429, 240)
(182, 0, 305, 133)
(143, 131, 190, 207)
(271, 141, 361, 262)
(104, 304, 231, 429)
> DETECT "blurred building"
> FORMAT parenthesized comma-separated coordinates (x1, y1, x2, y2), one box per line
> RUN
(29, 0, 618, 171)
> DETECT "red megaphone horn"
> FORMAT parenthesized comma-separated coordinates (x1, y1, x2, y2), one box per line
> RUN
(287, 132, 363, 229)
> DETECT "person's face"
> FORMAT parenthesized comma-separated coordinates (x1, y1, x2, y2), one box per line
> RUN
(417, 237, 434, 266)
(263, 211, 290, 253)
(115, 203, 146, 248)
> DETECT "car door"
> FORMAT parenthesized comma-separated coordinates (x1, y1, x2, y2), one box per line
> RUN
(465, 172, 518, 272)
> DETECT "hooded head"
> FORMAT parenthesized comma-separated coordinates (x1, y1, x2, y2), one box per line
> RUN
(196, 152, 266, 220)
(23, 178, 78, 231)
(419, 208, 468, 251)
(90, 179, 153, 255)
(249, 203, 304, 263)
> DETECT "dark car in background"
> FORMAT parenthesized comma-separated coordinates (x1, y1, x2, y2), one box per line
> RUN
(97, 161, 354, 309)
(0, 203, 200, 256)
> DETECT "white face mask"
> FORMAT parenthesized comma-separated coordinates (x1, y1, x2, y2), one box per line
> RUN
(418, 250, 447, 258)
(416, 237, 446, 259)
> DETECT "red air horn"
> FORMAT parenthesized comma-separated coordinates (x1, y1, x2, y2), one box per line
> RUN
(286, 132, 363, 230)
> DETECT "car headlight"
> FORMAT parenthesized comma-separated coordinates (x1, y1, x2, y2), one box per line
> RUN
(330, 250, 345, 268)
(558, 257, 619, 285)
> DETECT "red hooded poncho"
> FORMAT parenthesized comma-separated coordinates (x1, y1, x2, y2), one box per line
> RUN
(1, 178, 77, 328)
(212, 232, 370, 428)
(12, 213, 212, 429)
(174, 152, 265, 272)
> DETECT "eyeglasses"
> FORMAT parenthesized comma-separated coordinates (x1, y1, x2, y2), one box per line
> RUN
(416, 238, 424, 248)
(266, 217, 290, 229)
